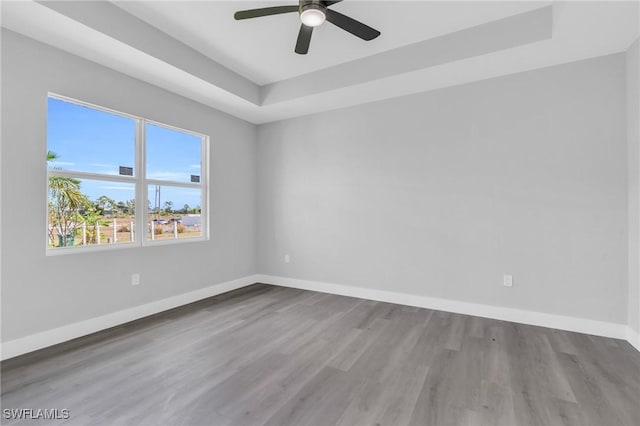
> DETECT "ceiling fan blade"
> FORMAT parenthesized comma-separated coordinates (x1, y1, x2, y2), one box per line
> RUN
(234, 5, 298, 20)
(325, 9, 380, 41)
(322, 0, 343, 6)
(295, 24, 313, 55)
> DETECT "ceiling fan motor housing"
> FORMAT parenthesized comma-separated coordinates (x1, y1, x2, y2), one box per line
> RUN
(299, 0, 325, 12)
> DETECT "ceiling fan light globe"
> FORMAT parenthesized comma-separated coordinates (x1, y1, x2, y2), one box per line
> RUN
(300, 8, 326, 27)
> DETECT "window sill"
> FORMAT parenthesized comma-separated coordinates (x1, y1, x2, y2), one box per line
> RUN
(45, 236, 208, 256)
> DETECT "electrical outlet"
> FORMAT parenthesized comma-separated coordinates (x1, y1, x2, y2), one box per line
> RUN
(503, 274, 513, 287)
(284, 254, 290, 264)
(132, 273, 140, 286)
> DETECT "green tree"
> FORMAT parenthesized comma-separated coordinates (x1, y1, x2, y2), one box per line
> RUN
(163, 200, 173, 214)
(116, 201, 127, 216)
(47, 151, 90, 247)
(182, 204, 190, 214)
(96, 195, 117, 216)
(80, 205, 102, 244)
(126, 198, 136, 215)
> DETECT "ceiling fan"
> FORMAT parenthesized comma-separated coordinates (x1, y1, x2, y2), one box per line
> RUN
(234, 0, 381, 55)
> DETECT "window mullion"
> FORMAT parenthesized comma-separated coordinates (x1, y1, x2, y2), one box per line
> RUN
(47, 170, 137, 183)
(136, 118, 146, 247)
(144, 179, 202, 189)
(202, 136, 209, 240)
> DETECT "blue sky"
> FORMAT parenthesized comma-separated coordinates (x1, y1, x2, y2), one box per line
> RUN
(47, 97, 202, 208)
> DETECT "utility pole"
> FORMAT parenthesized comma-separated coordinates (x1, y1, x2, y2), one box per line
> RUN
(154, 185, 161, 220)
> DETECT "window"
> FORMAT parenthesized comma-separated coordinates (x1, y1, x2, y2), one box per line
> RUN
(47, 95, 208, 253)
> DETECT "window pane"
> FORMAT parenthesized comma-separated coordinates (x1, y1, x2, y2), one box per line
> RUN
(48, 178, 136, 248)
(47, 97, 135, 176)
(146, 123, 202, 183)
(147, 185, 202, 241)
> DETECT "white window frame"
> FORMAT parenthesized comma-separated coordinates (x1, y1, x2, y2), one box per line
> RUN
(46, 93, 209, 255)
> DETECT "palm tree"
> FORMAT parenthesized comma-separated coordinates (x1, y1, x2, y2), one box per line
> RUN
(47, 151, 89, 247)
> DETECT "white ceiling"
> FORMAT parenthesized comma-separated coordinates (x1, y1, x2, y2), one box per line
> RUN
(113, 1, 550, 85)
(1, 1, 639, 124)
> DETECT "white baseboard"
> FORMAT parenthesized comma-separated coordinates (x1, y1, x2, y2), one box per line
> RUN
(627, 327, 640, 352)
(256, 274, 630, 342)
(0, 275, 260, 361)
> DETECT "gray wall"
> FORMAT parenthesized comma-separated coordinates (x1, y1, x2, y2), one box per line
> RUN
(258, 53, 629, 325)
(628, 38, 640, 335)
(0, 30, 257, 341)
(1, 28, 634, 345)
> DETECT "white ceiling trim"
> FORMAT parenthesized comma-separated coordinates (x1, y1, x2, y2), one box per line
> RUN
(262, 6, 552, 105)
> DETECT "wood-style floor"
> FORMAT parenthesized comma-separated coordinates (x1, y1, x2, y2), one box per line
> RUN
(2, 284, 639, 426)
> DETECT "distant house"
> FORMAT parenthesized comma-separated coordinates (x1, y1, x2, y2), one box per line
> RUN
(180, 214, 201, 227)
